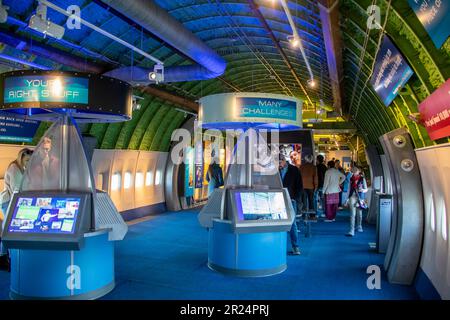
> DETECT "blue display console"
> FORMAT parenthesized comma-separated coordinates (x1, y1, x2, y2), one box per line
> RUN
(208, 219, 287, 277)
(9, 230, 114, 300)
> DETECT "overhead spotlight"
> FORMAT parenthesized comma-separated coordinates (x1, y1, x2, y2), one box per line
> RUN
(132, 95, 144, 111)
(29, 4, 65, 39)
(148, 63, 164, 84)
(307, 79, 316, 88)
(0, 1, 9, 24)
(287, 35, 300, 48)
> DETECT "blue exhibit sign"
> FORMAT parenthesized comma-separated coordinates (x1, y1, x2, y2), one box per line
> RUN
(370, 35, 414, 107)
(408, 0, 450, 48)
(0, 113, 39, 143)
(236, 97, 297, 121)
(184, 147, 195, 197)
(4, 75, 89, 104)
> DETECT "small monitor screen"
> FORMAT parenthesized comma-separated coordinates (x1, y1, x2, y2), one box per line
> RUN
(235, 192, 288, 221)
(8, 197, 80, 234)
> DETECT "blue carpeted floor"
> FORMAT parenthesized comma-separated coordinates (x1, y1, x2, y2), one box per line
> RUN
(0, 209, 419, 300)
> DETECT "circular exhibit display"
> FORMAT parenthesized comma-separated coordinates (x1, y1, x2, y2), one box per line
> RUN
(0, 70, 132, 123)
(199, 92, 302, 130)
(9, 230, 114, 300)
(208, 220, 287, 277)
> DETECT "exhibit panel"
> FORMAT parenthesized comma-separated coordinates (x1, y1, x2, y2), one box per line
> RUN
(0, 70, 131, 300)
(197, 92, 300, 277)
(416, 144, 450, 299)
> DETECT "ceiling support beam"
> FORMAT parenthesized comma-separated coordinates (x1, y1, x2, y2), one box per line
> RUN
(318, 0, 345, 115)
(141, 86, 199, 112)
(247, 0, 313, 106)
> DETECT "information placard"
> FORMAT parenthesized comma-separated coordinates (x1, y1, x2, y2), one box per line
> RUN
(419, 78, 450, 140)
(408, 0, 450, 48)
(234, 192, 288, 221)
(0, 113, 39, 142)
(370, 36, 414, 107)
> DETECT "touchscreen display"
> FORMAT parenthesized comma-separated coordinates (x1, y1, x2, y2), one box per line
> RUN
(8, 197, 80, 234)
(235, 192, 288, 221)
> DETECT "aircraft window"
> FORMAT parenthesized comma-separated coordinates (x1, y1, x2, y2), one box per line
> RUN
(430, 194, 435, 232)
(135, 172, 144, 188)
(124, 172, 132, 189)
(111, 173, 121, 191)
(145, 171, 153, 186)
(155, 170, 162, 185)
(442, 201, 447, 241)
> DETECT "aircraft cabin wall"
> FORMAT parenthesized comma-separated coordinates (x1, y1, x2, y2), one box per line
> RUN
(416, 143, 450, 299)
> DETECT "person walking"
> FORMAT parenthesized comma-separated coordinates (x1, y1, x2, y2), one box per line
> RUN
(322, 160, 345, 222)
(346, 166, 368, 237)
(299, 154, 318, 219)
(279, 155, 303, 255)
(315, 155, 327, 217)
(334, 160, 345, 208)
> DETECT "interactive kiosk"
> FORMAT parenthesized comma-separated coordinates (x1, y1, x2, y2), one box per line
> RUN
(0, 70, 130, 299)
(198, 93, 302, 276)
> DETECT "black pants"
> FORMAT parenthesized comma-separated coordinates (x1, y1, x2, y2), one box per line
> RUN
(302, 189, 315, 211)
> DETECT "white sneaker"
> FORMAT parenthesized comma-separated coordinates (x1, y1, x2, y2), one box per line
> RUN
(346, 232, 354, 237)
(324, 219, 334, 222)
(357, 226, 363, 232)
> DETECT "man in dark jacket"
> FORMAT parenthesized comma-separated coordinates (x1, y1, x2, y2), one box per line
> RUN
(315, 155, 327, 217)
(279, 155, 303, 255)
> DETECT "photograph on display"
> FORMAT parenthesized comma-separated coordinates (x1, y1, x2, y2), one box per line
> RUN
(280, 144, 302, 166)
(8, 197, 80, 234)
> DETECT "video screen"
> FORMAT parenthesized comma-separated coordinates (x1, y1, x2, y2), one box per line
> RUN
(8, 197, 80, 234)
(235, 192, 288, 221)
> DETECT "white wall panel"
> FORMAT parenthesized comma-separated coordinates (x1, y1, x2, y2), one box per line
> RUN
(416, 143, 450, 299)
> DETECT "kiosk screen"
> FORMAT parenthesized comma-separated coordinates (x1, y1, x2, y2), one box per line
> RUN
(235, 192, 288, 221)
(8, 197, 80, 234)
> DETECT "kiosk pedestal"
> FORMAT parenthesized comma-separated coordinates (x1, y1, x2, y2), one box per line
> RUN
(10, 230, 114, 300)
(208, 220, 287, 277)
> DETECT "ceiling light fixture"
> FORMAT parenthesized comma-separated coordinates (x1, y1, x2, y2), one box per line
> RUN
(28, 3, 65, 39)
(280, 0, 315, 88)
(307, 79, 316, 88)
(148, 63, 164, 84)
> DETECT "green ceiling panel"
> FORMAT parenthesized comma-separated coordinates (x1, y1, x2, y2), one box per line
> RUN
(139, 105, 171, 151)
(114, 95, 153, 149)
(100, 122, 125, 149)
(148, 108, 179, 151)
(128, 100, 163, 150)
(159, 113, 188, 152)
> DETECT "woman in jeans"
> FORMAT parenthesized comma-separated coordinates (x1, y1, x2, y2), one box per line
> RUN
(346, 166, 368, 237)
(0, 148, 33, 270)
(322, 160, 346, 222)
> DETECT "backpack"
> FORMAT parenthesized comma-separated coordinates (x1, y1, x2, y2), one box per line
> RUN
(214, 165, 224, 187)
